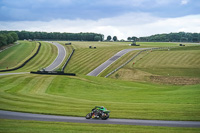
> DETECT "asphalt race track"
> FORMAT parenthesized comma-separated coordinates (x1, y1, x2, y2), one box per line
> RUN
(44, 41, 66, 71)
(0, 110, 200, 127)
(0, 72, 29, 76)
(87, 48, 150, 76)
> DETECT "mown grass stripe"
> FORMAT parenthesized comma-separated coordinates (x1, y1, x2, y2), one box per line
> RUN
(99, 51, 138, 77)
(24, 42, 51, 70)
(26, 43, 48, 68)
(65, 48, 121, 74)
(0, 42, 200, 121)
(5, 76, 35, 93)
(0, 41, 36, 70)
(0, 73, 199, 120)
(0, 75, 28, 92)
(12, 42, 58, 72)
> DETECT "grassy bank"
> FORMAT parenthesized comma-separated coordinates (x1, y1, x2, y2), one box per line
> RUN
(0, 41, 36, 70)
(14, 41, 58, 72)
(61, 41, 131, 74)
(1, 119, 199, 133)
(0, 41, 199, 121)
(60, 41, 198, 76)
(134, 49, 200, 77)
(107, 45, 200, 84)
(0, 74, 199, 121)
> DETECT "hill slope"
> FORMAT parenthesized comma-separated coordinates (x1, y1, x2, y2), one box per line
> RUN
(0, 74, 199, 121)
(108, 46, 200, 84)
(0, 41, 36, 70)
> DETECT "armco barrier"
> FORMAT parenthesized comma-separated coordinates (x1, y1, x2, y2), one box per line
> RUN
(0, 42, 41, 72)
(105, 47, 175, 78)
(105, 50, 146, 78)
(30, 71, 76, 76)
(61, 48, 75, 72)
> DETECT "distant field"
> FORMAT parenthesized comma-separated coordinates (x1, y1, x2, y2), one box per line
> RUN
(0, 41, 36, 70)
(105, 45, 200, 84)
(1, 119, 199, 133)
(136, 42, 197, 47)
(134, 50, 200, 77)
(0, 74, 199, 121)
(64, 48, 124, 74)
(59, 41, 131, 49)
(61, 41, 172, 75)
(99, 50, 139, 77)
(58, 41, 197, 76)
(59, 41, 131, 75)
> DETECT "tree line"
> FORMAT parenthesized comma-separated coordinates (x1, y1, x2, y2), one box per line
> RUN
(0, 31, 104, 42)
(127, 32, 200, 42)
(1, 31, 200, 48)
(0, 32, 18, 47)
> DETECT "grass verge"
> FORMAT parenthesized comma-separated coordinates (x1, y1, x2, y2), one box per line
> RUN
(0, 41, 36, 70)
(13, 41, 58, 72)
(0, 119, 200, 133)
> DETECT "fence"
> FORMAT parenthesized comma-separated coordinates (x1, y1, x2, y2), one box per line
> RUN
(61, 48, 75, 72)
(30, 71, 76, 76)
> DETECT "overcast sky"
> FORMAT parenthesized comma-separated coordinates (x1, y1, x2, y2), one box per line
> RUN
(0, 0, 200, 39)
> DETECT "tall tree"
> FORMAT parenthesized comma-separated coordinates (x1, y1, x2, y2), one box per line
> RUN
(113, 36, 117, 41)
(9, 32, 18, 42)
(192, 33, 199, 42)
(132, 36, 138, 42)
(127, 37, 132, 41)
(107, 35, 111, 41)
(0, 34, 7, 47)
(6, 34, 14, 44)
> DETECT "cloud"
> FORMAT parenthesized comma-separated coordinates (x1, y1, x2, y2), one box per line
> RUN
(181, 0, 189, 5)
(95, 0, 175, 7)
(0, 13, 199, 39)
(0, 0, 199, 21)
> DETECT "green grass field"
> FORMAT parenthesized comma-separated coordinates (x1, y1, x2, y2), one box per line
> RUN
(0, 74, 199, 121)
(59, 41, 131, 49)
(64, 47, 125, 74)
(134, 49, 200, 77)
(1, 41, 58, 72)
(137, 42, 198, 47)
(16, 41, 58, 72)
(60, 41, 131, 74)
(62, 41, 180, 75)
(61, 41, 197, 76)
(0, 41, 36, 70)
(99, 50, 139, 77)
(0, 41, 200, 132)
(1, 119, 199, 133)
(108, 45, 200, 84)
